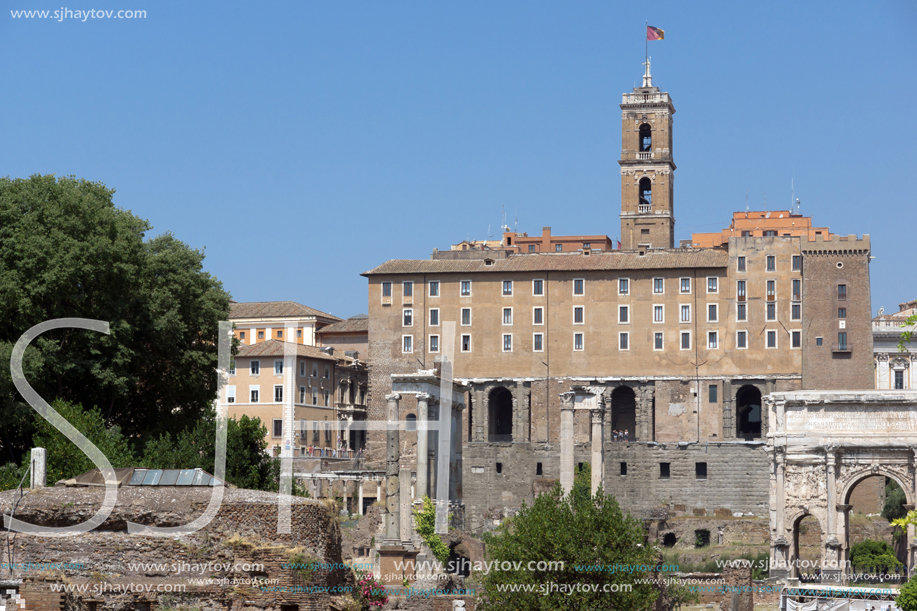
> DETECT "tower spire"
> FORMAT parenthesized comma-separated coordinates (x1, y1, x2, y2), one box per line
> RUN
(642, 56, 652, 87)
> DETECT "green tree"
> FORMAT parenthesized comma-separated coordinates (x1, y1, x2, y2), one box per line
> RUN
(479, 479, 658, 610)
(849, 540, 901, 573)
(883, 479, 908, 522)
(899, 575, 917, 611)
(0, 174, 231, 464)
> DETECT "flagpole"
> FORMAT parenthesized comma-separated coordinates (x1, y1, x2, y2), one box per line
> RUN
(645, 20, 648, 67)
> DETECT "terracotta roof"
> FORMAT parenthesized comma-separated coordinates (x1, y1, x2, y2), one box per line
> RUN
(229, 301, 340, 321)
(316, 317, 369, 335)
(235, 340, 337, 361)
(362, 250, 729, 276)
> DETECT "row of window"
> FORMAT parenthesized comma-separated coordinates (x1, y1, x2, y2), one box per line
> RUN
(736, 254, 802, 272)
(271, 419, 335, 442)
(401, 329, 803, 353)
(235, 360, 330, 379)
(237, 329, 304, 342)
(384, 276, 828, 302)
(225, 384, 332, 406)
(407, 300, 807, 328)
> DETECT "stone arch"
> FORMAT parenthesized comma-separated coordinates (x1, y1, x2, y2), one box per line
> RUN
(610, 386, 637, 441)
(488, 386, 513, 442)
(840, 468, 913, 508)
(735, 385, 762, 440)
(790, 512, 824, 580)
(639, 123, 652, 152)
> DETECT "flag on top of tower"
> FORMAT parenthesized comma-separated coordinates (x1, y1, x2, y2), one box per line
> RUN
(647, 25, 664, 41)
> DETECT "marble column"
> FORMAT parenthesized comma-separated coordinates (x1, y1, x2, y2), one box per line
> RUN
(450, 401, 464, 502)
(474, 389, 485, 442)
(399, 466, 412, 545)
(560, 391, 575, 495)
(416, 393, 431, 500)
(604, 388, 613, 443)
(358, 479, 364, 516)
(384, 392, 401, 544)
(590, 390, 605, 496)
(825, 450, 840, 579)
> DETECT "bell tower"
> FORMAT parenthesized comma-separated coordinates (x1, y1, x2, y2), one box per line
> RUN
(619, 59, 676, 249)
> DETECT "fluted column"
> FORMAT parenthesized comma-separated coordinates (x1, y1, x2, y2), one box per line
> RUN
(560, 391, 575, 495)
(384, 392, 401, 544)
(415, 393, 431, 500)
(591, 390, 605, 496)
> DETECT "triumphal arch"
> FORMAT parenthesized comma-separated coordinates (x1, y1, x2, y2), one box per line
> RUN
(766, 390, 917, 581)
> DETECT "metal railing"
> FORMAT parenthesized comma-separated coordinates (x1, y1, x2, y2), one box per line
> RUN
(832, 342, 853, 353)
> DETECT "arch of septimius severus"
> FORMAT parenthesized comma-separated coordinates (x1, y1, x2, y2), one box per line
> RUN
(767, 390, 917, 581)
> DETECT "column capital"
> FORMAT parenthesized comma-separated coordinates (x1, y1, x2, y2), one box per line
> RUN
(385, 392, 401, 403)
(559, 391, 575, 409)
(416, 392, 432, 403)
(591, 409, 604, 424)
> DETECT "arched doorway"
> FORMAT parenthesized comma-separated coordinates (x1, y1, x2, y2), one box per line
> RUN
(843, 474, 909, 581)
(489, 387, 513, 442)
(610, 386, 637, 441)
(792, 514, 823, 581)
(736, 385, 762, 440)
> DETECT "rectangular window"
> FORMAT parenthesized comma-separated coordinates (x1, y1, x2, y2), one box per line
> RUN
(766, 280, 776, 299)
(272, 419, 282, 438)
(680, 277, 691, 294)
(274, 385, 283, 402)
(239, 331, 246, 341)
(838, 284, 847, 300)
(737, 280, 746, 301)
(837, 332, 848, 350)
(382, 282, 392, 297)
(660, 463, 670, 480)
(618, 305, 628, 324)
(429, 335, 439, 353)
(429, 281, 439, 297)
(274, 360, 283, 375)
(461, 308, 472, 326)
(792, 279, 801, 301)
(533, 279, 544, 296)
(708, 385, 717, 403)
(229, 361, 236, 376)
(312, 363, 318, 377)
(226, 386, 236, 404)
(767, 330, 777, 348)
(708, 304, 718, 322)
(429, 308, 439, 326)
(737, 303, 747, 322)
(575, 306, 585, 325)
(654, 305, 664, 323)
(792, 255, 802, 271)
(615, 331, 628, 351)
(737, 256, 746, 272)
(276, 330, 283, 339)
(620, 462, 627, 476)
(503, 308, 513, 325)
(895, 370, 905, 390)
(258, 331, 264, 339)
(555, 244, 562, 252)
(312, 388, 318, 405)
(461, 334, 471, 352)
(583, 242, 591, 249)
(299, 386, 306, 403)
(533, 333, 544, 352)
(619, 278, 629, 295)
(681, 332, 691, 350)
(296, 329, 302, 338)
(573, 278, 584, 295)
(403, 281, 413, 297)
(816, 336, 823, 346)
(251, 360, 260, 376)
(461, 280, 472, 296)
(325, 422, 332, 442)
(792, 304, 801, 320)
(708, 331, 718, 349)
(792, 331, 801, 348)
(767, 303, 776, 321)
(324, 390, 330, 407)
(324, 365, 330, 379)
(250, 387, 259, 403)
(502, 280, 513, 296)
(766, 255, 776, 271)
(402, 335, 413, 353)
(654, 332, 663, 351)
(503, 334, 513, 352)
(312, 421, 319, 442)
(653, 277, 664, 294)
(403, 309, 413, 327)
(707, 277, 718, 293)
(528, 244, 536, 252)
(838, 308, 846, 318)
(696, 463, 707, 480)
(680, 304, 691, 323)
(737, 331, 747, 349)
(533, 307, 544, 325)
(575, 333, 585, 351)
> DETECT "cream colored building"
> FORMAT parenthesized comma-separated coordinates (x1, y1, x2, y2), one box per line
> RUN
(873, 300, 917, 390)
(229, 300, 340, 347)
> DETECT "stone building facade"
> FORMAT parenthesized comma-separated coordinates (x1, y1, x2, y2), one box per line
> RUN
(361, 65, 874, 532)
(873, 300, 917, 390)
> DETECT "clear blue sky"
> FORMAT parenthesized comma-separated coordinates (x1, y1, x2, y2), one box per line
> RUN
(1, 0, 914, 318)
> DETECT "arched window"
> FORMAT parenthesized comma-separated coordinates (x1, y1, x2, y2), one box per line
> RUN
(639, 124, 652, 152)
(736, 385, 762, 439)
(488, 387, 514, 442)
(639, 177, 652, 212)
(405, 413, 417, 432)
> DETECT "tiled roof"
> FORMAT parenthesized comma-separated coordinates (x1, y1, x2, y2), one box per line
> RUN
(362, 250, 729, 276)
(316, 317, 369, 335)
(229, 301, 340, 321)
(235, 340, 337, 361)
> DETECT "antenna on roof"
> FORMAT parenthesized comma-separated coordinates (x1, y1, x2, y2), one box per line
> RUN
(745, 190, 749, 215)
(762, 193, 767, 212)
(791, 177, 795, 212)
